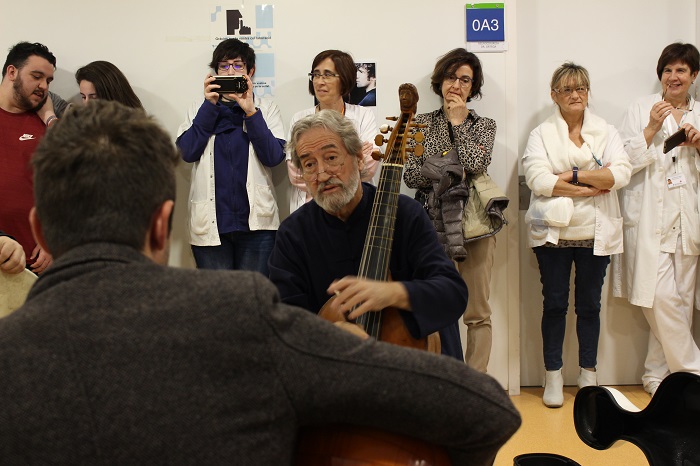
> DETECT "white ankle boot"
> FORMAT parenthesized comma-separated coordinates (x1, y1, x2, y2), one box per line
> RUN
(543, 369, 564, 408)
(577, 367, 597, 389)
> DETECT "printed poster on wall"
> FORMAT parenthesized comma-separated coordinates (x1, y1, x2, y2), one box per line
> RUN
(348, 62, 377, 108)
(348, 61, 378, 125)
(210, 4, 276, 97)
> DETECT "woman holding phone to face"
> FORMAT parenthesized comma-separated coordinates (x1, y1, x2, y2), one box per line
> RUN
(614, 43, 700, 396)
(286, 50, 379, 213)
(176, 39, 285, 275)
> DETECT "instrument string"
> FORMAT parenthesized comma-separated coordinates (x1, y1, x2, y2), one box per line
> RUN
(355, 113, 412, 338)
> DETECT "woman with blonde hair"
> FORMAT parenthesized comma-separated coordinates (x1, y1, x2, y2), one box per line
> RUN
(522, 62, 630, 408)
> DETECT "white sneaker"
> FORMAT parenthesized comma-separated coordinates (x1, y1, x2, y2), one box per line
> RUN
(543, 369, 564, 408)
(577, 367, 597, 389)
(644, 381, 660, 397)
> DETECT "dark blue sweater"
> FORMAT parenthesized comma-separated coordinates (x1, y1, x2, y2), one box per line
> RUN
(176, 100, 285, 234)
(268, 183, 467, 360)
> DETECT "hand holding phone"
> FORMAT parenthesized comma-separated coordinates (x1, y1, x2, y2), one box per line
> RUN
(663, 128, 686, 154)
(212, 75, 248, 94)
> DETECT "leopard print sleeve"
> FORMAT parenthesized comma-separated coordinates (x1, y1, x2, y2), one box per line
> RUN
(403, 109, 497, 189)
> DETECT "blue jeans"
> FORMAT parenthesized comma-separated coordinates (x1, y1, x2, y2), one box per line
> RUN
(191, 230, 276, 275)
(533, 246, 610, 371)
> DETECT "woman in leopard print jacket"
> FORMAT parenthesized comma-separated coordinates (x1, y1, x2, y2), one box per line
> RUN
(404, 48, 496, 373)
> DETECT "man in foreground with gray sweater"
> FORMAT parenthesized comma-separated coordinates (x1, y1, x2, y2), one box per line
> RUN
(0, 100, 520, 465)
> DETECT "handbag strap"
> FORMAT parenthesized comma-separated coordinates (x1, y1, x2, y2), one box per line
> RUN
(440, 108, 480, 149)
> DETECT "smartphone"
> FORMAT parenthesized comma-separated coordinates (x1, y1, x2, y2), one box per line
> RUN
(212, 75, 248, 94)
(663, 128, 686, 154)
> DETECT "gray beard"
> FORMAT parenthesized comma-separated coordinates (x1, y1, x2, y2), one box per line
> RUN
(315, 169, 361, 214)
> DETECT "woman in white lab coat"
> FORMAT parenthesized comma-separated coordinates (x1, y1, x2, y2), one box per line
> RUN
(613, 42, 700, 396)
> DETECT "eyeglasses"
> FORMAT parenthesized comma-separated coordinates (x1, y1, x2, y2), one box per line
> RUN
(299, 152, 347, 181)
(308, 72, 341, 82)
(445, 75, 473, 87)
(218, 61, 246, 72)
(553, 87, 589, 97)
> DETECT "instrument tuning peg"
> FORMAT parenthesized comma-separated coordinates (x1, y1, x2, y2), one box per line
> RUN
(410, 123, 427, 129)
(386, 116, 399, 121)
(371, 150, 383, 161)
(379, 124, 392, 134)
(406, 144, 425, 157)
(412, 131, 425, 143)
(374, 134, 387, 147)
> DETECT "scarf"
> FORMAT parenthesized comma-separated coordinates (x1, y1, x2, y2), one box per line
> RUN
(540, 107, 609, 173)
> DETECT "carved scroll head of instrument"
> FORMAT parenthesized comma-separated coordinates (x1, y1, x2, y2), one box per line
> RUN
(399, 83, 419, 113)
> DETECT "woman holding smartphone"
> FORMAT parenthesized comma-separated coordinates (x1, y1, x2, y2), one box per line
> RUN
(176, 39, 285, 274)
(614, 43, 700, 396)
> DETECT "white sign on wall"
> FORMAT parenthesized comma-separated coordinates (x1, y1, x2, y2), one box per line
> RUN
(210, 3, 276, 96)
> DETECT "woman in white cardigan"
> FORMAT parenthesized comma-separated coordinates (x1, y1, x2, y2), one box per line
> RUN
(523, 63, 631, 408)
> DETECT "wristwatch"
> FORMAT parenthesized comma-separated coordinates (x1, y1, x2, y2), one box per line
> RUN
(572, 166, 579, 185)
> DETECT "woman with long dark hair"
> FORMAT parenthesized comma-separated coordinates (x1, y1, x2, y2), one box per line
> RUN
(75, 61, 143, 109)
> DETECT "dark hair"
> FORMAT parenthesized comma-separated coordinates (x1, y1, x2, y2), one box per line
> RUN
(356, 62, 375, 79)
(287, 109, 363, 169)
(32, 100, 179, 257)
(307, 50, 356, 98)
(209, 39, 256, 72)
(656, 43, 700, 80)
(75, 61, 143, 110)
(2, 42, 56, 78)
(430, 48, 484, 102)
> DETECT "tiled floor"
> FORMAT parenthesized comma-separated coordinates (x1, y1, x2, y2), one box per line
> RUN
(494, 385, 650, 466)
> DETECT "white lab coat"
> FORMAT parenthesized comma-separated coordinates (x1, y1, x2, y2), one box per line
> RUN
(612, 93, 700, 308)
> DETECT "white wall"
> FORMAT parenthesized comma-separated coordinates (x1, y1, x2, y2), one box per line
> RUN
(516, 0, 699, 386)
(0, 0, 519, 388)
(0, 0, 513, 265)
(3, 0, 699, 389)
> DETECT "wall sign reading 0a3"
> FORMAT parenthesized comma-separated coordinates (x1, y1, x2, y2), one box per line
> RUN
(465, 3, 507, 53)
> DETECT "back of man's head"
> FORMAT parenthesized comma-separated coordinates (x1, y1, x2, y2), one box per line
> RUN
(32, 100, 179, 258)
(2, 42, 56, 78)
